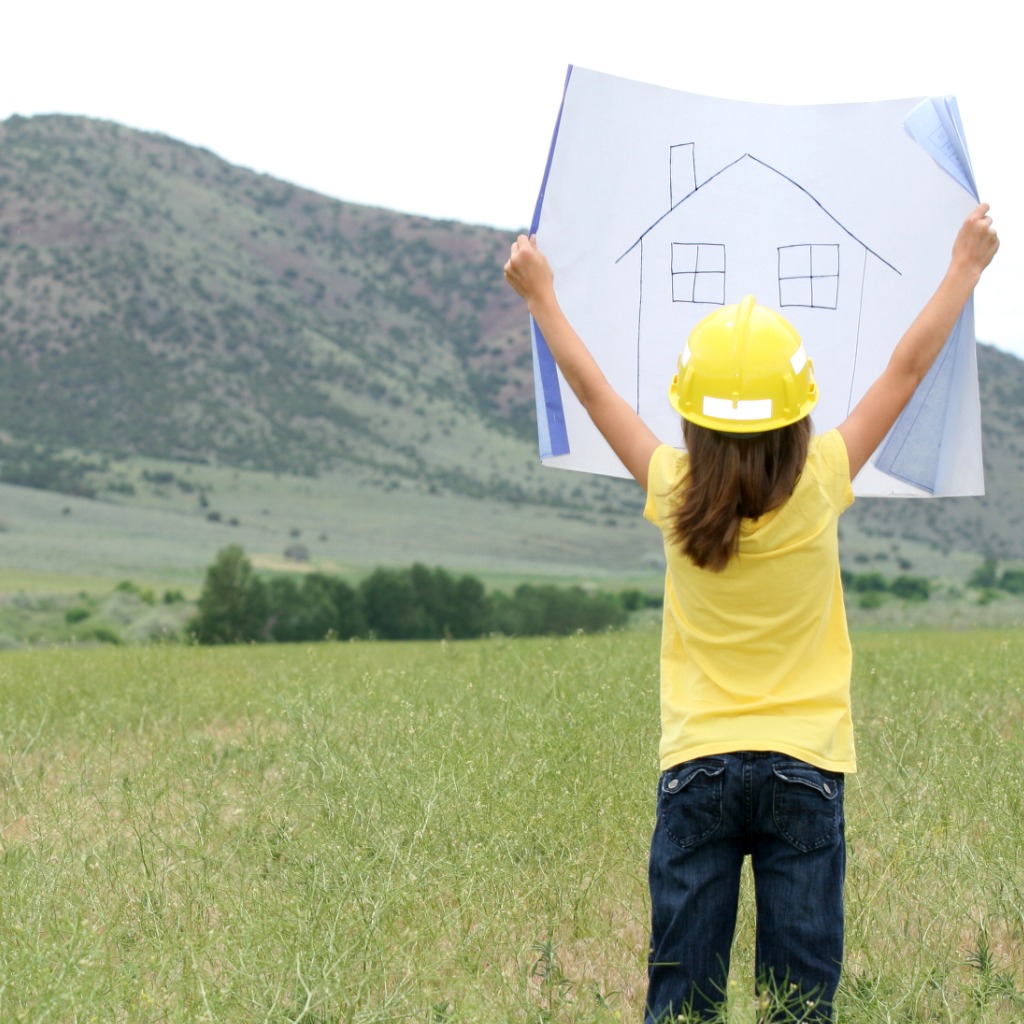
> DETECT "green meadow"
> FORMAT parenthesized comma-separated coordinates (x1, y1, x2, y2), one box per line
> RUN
(1, 630, 1022, 1023)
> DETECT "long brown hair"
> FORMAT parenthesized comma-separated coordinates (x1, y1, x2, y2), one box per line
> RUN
(669, 418, 812, 572)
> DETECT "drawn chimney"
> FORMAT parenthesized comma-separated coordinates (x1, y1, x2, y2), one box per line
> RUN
(670, 143, 697, 208)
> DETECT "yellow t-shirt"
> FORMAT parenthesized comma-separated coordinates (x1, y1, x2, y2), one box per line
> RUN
(643, 429, 856, 773)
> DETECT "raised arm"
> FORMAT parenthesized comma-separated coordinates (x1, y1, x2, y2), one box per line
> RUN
(504, 234, 661, 489)
(838, 204, 999, 479)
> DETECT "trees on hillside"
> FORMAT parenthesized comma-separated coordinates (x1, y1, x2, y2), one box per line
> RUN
(490, 584, 627, 636)
(360, 565, 492, 640)
(266, 573, 366, 642)
(189, 545, 268, 643)
(190, 548, 641, 645)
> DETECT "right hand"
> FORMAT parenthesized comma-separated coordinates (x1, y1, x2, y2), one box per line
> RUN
(951, 203, 999, 280)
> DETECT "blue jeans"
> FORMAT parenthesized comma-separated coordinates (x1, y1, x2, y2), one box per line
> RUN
(646, 752, 845, 1023)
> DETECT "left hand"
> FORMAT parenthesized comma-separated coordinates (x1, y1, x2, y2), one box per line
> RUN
(503, 234, 555, 309)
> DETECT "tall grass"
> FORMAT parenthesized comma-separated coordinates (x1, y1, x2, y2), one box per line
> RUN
(0, 631, 1021, 1022)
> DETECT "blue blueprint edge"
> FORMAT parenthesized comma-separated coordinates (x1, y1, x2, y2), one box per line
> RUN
(876, 97, 978, 492)
(903, 96, 978, 200)
(528, 65, 574, 460)
(874, 307, 969, 492)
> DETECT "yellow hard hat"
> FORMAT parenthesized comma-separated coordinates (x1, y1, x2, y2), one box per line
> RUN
(668, 295, 817, 433)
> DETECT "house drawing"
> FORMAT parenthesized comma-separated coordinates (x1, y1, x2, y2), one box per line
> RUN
(617, 143, 900, 444)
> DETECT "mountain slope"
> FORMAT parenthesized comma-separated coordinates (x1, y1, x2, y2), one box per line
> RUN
(0, 114, 538, 485)
(0, 113, 1021, 565)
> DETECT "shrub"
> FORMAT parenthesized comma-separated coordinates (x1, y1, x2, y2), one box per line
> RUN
(77, 626, 122, 645)
(490, 584, 627, 636)
(889, 576, 930, 602)
(998, 569, 1024, 594)
(968, 557, 999, 589)
(849, 572, 888, 593)
(619, 588, 662, 611)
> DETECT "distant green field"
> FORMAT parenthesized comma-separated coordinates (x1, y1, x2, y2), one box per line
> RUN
(1, 450, 1010, 603)
(0, 455, 664, 595)
(1, 631, 1021, 1022)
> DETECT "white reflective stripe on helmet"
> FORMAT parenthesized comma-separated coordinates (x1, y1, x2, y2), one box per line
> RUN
(702, 396, 773, 421)
(790, 345, 808, 374)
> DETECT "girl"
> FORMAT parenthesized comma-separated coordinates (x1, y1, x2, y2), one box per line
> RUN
(504, 205, 998, 1023)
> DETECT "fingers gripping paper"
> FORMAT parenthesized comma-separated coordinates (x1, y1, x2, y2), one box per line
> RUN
(529, 67, 982, 497)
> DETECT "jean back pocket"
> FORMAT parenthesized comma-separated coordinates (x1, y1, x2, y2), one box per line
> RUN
(658, 759, 727, 849)
(771, 761, 843, 852)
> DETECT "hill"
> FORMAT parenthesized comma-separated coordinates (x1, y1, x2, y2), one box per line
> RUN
(0, 114, 556, 490)
(0, 113, 1021, 584)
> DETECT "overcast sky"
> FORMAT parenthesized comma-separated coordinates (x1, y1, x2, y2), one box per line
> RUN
(2, 0, 1020, 356)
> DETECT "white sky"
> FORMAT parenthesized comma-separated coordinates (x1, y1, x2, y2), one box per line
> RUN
(2, 0, 1020, 357)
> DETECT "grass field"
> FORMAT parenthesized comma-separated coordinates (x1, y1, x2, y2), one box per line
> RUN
(1, 630, 1022, 1022)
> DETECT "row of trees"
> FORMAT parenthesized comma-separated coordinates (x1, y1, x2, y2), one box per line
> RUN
(840, 570, 932, 602)
(189, 546, 633, 644)
(966, 558, 1024, 594)
(191, 548, 1024, 645)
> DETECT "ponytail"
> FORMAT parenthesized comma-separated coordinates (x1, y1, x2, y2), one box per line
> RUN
(669, 418, 811, 572)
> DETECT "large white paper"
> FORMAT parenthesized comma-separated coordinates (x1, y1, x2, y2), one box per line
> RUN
(529, 67, 982, 497)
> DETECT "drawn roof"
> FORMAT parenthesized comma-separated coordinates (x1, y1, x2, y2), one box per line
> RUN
(617, 152, 899, 275)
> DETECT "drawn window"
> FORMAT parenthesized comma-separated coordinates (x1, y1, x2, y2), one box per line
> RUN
(778, 244, 839, 309)
(672, 243, 725, 304)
